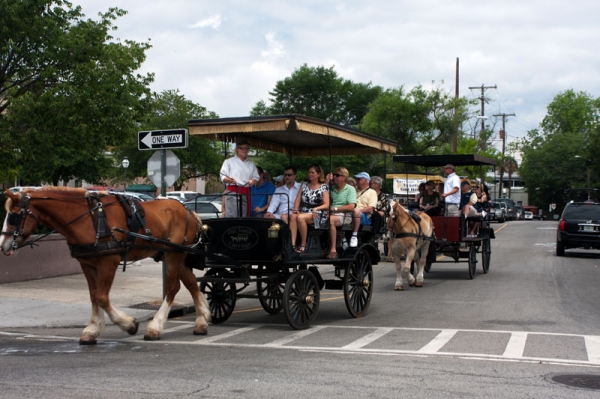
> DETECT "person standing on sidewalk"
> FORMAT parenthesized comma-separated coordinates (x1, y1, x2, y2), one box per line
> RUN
(220, 140, 259, 217)
(440, 164, 461, 217)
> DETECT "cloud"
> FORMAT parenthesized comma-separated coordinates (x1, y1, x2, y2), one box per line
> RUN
(261, 33, 285, 58)
(189, 14, 222, 29)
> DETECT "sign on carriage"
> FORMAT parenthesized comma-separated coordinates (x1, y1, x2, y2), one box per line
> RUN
(138, 129, 188, 150)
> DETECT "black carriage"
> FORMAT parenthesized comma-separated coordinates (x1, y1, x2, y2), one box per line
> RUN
(393, 154, 496, 279)
(186, 115, 397, 329)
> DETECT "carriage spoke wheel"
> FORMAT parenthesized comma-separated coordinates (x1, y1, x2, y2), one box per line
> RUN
(283, 270, 320, 330)
(199, 268, 237, 324)
(468, 244, 477, 280)
(257, 279, 285, 314)
(481, 239, 491, 274)
(344, 248, 373, 318)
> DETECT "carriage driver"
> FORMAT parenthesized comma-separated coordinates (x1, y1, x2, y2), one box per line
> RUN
(220, 139, 259, 217)
(326, 167, 357, 258)
(440, 164, 461, 217)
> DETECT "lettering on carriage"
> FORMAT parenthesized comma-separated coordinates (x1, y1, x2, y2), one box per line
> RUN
(223, 226, 259, 250)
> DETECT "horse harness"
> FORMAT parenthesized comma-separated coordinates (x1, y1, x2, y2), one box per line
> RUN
(390, 209, 435, 242)
(5, 192, 197, 271)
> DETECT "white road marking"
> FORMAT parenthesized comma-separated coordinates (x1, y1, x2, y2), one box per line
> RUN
(503, 331, 527, 358)
(342, 327, 393, 350)
(585, 335, 600, 363)
(264, 325, 327, 347)
(418, 329, 457, 354)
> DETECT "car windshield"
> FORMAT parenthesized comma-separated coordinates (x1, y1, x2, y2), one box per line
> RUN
(564, 204, 600, 220)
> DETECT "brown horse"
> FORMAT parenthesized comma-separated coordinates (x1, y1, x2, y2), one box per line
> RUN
(1, 187, 210, 344)
(388, 202, 434, 290)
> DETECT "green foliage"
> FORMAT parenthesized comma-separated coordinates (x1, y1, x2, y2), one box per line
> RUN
(519, 90, 600, 209)
(110, 89, 222, 190)
(361, 84, 473, 155)
(0, 1, 153, 185)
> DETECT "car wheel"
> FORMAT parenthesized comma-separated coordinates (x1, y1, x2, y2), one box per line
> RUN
(556, 241, 565, 256)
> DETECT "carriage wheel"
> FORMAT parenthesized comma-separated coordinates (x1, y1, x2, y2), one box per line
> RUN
(257, 279, 285, 314)
(481, 238, 491, 274)
(283, 270, 320, 330)
(468, 244, 477, 280)
(199, 268, 237, 324)
(344, 248, 373, 318)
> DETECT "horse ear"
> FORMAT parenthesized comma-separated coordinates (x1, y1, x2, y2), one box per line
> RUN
(5, 190, 19, 202)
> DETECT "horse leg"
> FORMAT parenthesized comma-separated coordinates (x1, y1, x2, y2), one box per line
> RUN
(414, 243, 429, 287)
(79, 259, 139, 344)
(178, 263, 211, 335)
(79, 264, 105, 345)
(405, 249, 417, 287)
(144, 254, 182, 341)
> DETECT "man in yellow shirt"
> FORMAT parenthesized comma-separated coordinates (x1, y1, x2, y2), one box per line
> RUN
(350, 172, 377, 247)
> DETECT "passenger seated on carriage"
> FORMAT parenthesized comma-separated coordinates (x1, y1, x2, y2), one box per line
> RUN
(459, 181, 486, 236)
(264, 165, 301, 223)
(350, 172, 378, 248)
(419, 180, 440, 217)
(289, 164, 330, 253)
(250, 166, 275, 218)
(326, 167, 357, 258)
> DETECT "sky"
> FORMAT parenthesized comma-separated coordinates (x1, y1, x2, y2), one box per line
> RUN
(75, 0, 600, 149)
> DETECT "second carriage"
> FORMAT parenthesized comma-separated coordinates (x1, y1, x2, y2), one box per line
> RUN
(393, 154, 496, 279)
(186, 115, 396, 329)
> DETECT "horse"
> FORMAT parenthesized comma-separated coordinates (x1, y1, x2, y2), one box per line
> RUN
(387, 202, 434, 290)
(1, 187, 210, 344)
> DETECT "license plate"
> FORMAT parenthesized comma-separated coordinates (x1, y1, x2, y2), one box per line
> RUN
(582, 225, 597, 232)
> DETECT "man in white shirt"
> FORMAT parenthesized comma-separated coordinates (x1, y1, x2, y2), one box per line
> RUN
(264, 166, 301, 223)
(220, 139, 259, 217)
(440, 164, 461, 216)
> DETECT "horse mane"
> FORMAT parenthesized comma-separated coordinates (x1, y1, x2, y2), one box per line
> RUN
(23, 186, 90, 200)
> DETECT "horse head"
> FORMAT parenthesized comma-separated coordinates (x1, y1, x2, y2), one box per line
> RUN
(1, 190, 41, 255)
(388, 202, 412, 234)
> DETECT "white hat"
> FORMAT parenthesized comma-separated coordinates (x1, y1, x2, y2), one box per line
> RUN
(273, 175, 284, 182)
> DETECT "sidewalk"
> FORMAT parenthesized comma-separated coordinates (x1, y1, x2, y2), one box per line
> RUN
(0, 259, 196, 328)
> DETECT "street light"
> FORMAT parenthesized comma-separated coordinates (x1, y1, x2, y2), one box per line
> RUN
(122, 157, 130, 192)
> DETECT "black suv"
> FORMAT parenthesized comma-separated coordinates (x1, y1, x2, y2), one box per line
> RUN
(556, 201, 600, 256)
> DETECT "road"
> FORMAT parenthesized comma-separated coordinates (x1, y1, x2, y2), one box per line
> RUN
(2, 220, 600, 398)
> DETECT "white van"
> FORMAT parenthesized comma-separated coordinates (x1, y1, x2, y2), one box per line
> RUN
(166, 191, 200, 202)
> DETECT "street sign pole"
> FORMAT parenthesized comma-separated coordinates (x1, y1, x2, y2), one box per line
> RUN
(161, 149, 167, 298)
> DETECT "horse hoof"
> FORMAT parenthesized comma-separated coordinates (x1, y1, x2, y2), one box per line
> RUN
(143, 331, 161, 341)
(415, 282, 424, 287)
(79, 338, 97, 346)
(127, 321, 139, 335)
(409, 282, 416, 287)
(193, 329, 208, 336)
(394, 286, 404, 291)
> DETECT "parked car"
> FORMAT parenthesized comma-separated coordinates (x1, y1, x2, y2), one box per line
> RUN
(184, 200, 222, 220)
(111, 191, 155, 201)
(166, 191, 200, 202)
(494, 198, 516, 221)
(193, 193, 223, 205)
(524, 211, 534, 220)
(488, 201, 506, 223)
(556, 200, 600, 256)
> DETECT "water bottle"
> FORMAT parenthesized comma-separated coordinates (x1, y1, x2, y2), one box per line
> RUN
(314, 211, 320, 229)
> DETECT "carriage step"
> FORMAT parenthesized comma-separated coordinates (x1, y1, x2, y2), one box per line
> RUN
(324, 279, 343, 290)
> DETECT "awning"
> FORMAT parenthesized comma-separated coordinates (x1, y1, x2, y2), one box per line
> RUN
(126, 184, 157, 193)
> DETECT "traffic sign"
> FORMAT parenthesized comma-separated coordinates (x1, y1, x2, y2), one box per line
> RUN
(147, 150, 180, 188)
(138, 129, 188, 150)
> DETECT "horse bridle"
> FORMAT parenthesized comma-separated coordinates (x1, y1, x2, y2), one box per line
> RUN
(1, 194, 41, 252)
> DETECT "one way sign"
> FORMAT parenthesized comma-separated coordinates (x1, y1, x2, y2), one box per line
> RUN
(138, 129, 188, 150)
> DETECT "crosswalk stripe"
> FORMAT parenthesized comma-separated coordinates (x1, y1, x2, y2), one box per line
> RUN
(418, 329, 457, 353)
(342, 327, 393, 350)
(503, 331, 528, 358)
(584, 335, 600, 363)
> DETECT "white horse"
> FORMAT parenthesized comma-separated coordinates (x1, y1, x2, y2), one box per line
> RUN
(388, 202, 434, 290)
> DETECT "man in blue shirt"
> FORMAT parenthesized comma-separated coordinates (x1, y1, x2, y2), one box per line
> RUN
(250, 166, 275, 217)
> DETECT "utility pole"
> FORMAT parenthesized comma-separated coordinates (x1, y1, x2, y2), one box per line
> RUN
(453, 57, 459, 153)
(493, 112, 515, 198)
(469, 83, 497, 138)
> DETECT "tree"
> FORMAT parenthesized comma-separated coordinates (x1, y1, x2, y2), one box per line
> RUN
(1, 1, 153, 185)
(518, 90, 600, 210)
(250, 64, 385, 177)
(265, 64, 382, 125)
(361, 85, 472, 157)
(111, 89, 222, 190)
